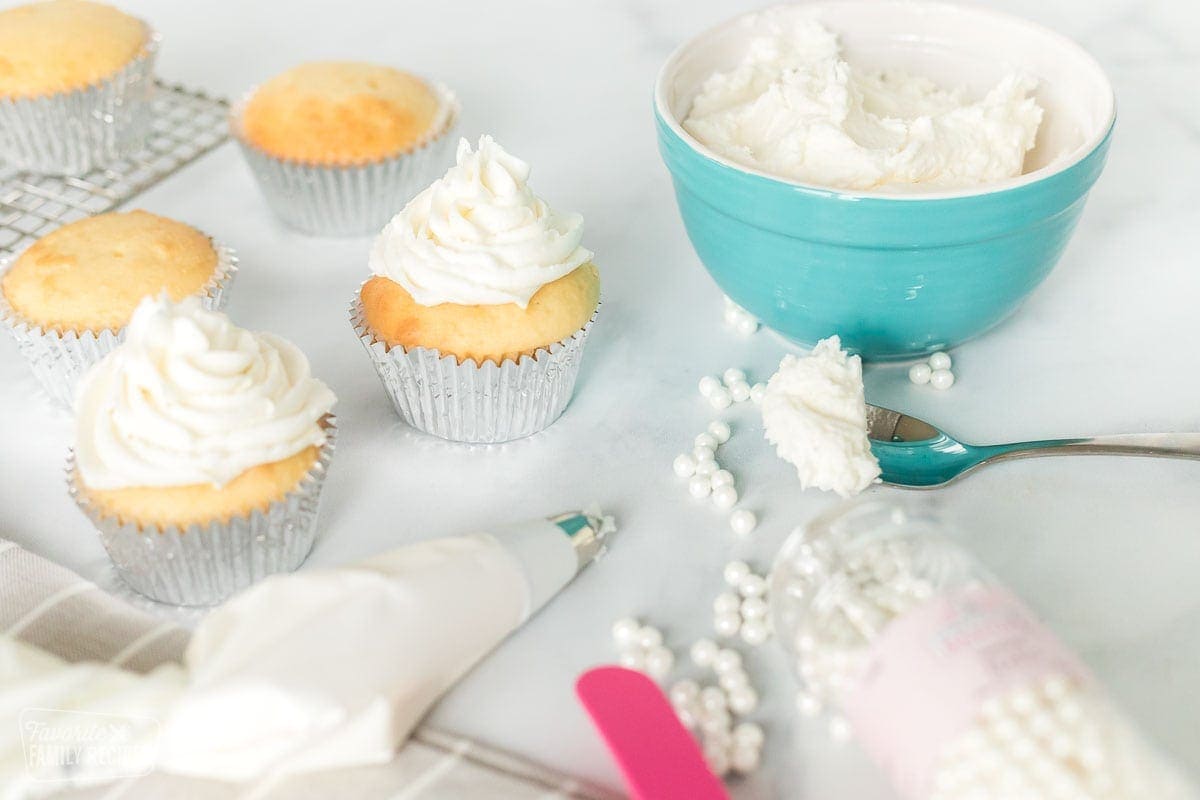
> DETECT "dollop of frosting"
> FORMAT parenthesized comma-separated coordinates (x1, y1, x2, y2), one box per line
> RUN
(75, 296, 337, 490)
(683, 13, 1044, 191)
(369, 135, 592, 308)
(761, 336, 880, 498)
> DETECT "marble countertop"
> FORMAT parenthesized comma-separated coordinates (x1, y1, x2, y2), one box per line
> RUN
(2, 0, 1198, 797)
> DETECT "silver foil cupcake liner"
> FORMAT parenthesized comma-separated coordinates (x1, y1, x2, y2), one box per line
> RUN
(67, 416, 337, 607)
(0, 29, 160, 176)
(0, 242, 237, 409)
(350, 293, 597, 443)
(230, 83, 459, 236)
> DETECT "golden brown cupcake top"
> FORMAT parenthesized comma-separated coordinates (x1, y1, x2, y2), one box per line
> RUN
(0, 0, 147, 99)
(1, 210, 218, 333)
(240, 61, 444, 165)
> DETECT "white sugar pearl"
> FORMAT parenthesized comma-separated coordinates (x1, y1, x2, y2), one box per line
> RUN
(733, 722, 765, 748)
(722, 305, 741, 325)
(740, 596, 768, 619)
(713, 592, 741, 615)
(676, 705, 699, 730)
(693, 445, 716, 462)
(695, 432, 718, 450)
(698, 376, 721, 397)
(728, 687, 758, 715)
(709, 388, 733, 409)
(707, 420, 731, 443)
(750, 382, 766, 403)
(710, 469, 735, 489)
(672, 454, 696, 477)
(713, 648, 742, 674)
(723, 368, 747, 386)
(712, 484, 738, 510)
(723, 561, 750, 587)
(714, 611, 741, 638)
(700, 686, 728, 712)
(694, 459, 718, 477)
(730, 509, 757, 536)
(741, 620, 770, 646)
(690, 639, 719, 667)
(738, 573, 767, 598)
(735, 317, 758, 336)
(731, 745, 761, 774)
(930, 368, 955, 390)
(611, 617, 640, 649)
(644, 646, 674, 680)
(828, 716, 853, 743)
(705, 747, 731, 777)
(730, 381, 751, 403)
(929, 351, 952, 371)
(796, 691, 821, 717)
(719, 670, 749, 693)
(908, 362, 932, 385)
(637, 626, 663, 649)
(689, 475, 713, 499)
(618, 650, 645, 671)
(670, 680, 700, 707)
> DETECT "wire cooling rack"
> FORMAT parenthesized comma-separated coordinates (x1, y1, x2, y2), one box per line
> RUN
(0, 81, 229, 259)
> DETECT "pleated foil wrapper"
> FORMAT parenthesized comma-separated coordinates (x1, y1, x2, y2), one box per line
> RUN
(67, 416, 337, 607)
(351, 294, 597, 443)
(231, 84, 459, 236)
(0, 242, 238, 409)
(0, 29, 160, 176)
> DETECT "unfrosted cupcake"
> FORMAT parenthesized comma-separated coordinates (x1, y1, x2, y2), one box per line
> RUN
(0, 210, 236, 407)
(352, 135, 600, 443)
(0, 0, 158, 174)
(232, 61, 457, 236)
(69, 295, 337, 606)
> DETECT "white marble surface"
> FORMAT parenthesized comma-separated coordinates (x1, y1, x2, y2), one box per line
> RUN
(2, 0, 1199, 797)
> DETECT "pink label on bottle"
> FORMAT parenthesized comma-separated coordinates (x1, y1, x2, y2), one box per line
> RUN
(839, 586, 1089, 798)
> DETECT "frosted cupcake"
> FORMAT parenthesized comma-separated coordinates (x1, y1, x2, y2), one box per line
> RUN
(352, 135, 600, 443)
(0, 0, 158, 175)
(0, 210, 236, 407)
(231, 61, 458, 236)
(68, 295, 337, 606)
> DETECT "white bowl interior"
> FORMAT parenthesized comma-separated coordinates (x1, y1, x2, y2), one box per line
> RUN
(657, 1, 1115, 194)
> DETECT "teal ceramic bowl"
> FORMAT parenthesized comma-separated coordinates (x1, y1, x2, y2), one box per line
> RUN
(655, 2, 1116, 360)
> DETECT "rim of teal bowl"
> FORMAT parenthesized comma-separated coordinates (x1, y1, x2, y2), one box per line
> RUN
(653, 1, 1117, 203)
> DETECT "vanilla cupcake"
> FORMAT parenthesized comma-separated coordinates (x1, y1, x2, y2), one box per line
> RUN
(0, 0, 158, 175)
(352, 135, 600, 443)
(69, 295, 337, 605)
(231, 61, 457, 236)
(0, 210, 236, 407)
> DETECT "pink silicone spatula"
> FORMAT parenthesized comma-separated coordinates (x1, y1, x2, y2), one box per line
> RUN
(576, 666, 730, 800)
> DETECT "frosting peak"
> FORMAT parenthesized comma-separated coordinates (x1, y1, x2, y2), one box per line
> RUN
(369, 135, 592, 308)
(75, 296, 336, 490)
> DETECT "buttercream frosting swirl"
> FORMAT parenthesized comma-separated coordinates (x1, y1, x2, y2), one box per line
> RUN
(369, 135, 592, 308)
(75, 295, 336, 490)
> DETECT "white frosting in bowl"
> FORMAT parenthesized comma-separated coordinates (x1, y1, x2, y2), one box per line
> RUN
(75, 295, 336, 490)
(683, 15, 1043, 191)
(369, 135, 592, 308)
(761, 336, 880, 498)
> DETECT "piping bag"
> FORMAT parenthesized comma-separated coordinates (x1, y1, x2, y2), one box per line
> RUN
(0, 510, 614, 787)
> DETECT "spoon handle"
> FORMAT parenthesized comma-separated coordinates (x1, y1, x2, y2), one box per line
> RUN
(982, 433, 1200, 465)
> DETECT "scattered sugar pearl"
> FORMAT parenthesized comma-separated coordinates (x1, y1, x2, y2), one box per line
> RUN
(714, 611, 741, 638)
(723, 368, 747, 386)
(709, 388, 733, 410)
(930, 369, 955, 390)
(644, 646, 674, 680)
(738, 573, 767, 598)
(733, 722, 764, 749)
(670, 680, 699, 707)
(695, 460, 718, 478)
(611, 617, 640, 649)
(735, 317, 759, 336)
(909, 362, 932, 385)
(673, 454, 697, 478)
(698, 376, 721, 397)
(795, 691, 821, 717)
(730, 381, 751, 403)
(719, 669, 749, 693)
(723, 561, 751, 587)
(741, 620, 770, 646)
(713, 648, 742, 675)
(731, 745, 761, 774)
(691, 639, 719, 667)
(618, 649, 645, 671)
(637, 625, 663, 649)
(700, 686, 728, 713)
(713, 592, 741, 615)
(695, 432, 718, 450)
(750, 382, 766, 403)
(730, 509, 757, 536)
(689, 476, 713, 499)
(740, 596, 768, 620)
(728, 687, 759, 715)
(929, 351, 952, 371)
(707, 420, 731, 443)
(710, 469, 735, 489)
(693, 445, 715, 462)
(712, 484, 738, 510)
(705, 747, 731, 777)
(828, 716, 853, 743)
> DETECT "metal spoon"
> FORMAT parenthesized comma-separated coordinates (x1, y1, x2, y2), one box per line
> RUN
(866, 404, 1200, 488)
